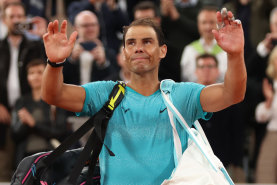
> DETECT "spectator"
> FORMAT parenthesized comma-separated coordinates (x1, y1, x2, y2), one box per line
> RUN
(196, 53, 246, 183)
(119, 0, 160, 21)
(255, 46, 277, 183)
(244, 7, 277, 180)
(180, 6, 227, 82)
(133, 1, 160, 23)
(11, 59, 68, 167)
(256, 7, 277, 59)
(0, 2, 46, 179)
(67, 0, 129, 53)
(0, 0, 20, 39)
(0, 0, 48, 40)
(63, 10, 116, 86)
(160, 0, 204, 81)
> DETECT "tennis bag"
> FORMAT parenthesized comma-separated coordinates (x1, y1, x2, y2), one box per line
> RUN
(11, 81, 126, 185)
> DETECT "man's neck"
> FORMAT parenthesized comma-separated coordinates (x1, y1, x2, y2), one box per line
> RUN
(127, 73, 160, 96)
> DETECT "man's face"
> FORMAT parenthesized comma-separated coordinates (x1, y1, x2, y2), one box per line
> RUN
(27, 64, 45, 90)
(75, 13, 99, 41)
(123, 26, 166, 74)
(271, 12, 277, 33)
(195, 57, 219, 85)
(3, 5, 26, 35)
(198, 10, 217, 40)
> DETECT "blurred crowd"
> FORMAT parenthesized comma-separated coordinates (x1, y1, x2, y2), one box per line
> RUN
(1, 0, 277, 183)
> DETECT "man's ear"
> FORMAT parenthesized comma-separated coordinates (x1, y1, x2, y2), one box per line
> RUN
(160, 44, 167, 59)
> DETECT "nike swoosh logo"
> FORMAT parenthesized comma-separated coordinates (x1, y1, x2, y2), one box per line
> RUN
(160, 108, 167, 113)
(124, 108, 130, 113)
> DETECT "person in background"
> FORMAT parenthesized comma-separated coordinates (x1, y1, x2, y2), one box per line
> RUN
(133, 1, 160, 23)
(196, 53, 246, 183)
(63, 10, 116, 86)
(243, 7, 277, 181)
(255, 46, 277, 184)
(0, 0, 20, 39)
(67, 0, 129, 53)
(11, 59, 68, 167)
(256, 7, 277, 59)
(0, 2, 46, 179)
(180, 6, 227, 82)
(159, 0, 203, 81)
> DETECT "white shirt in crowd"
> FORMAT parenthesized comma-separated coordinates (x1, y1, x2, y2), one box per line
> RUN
(256, 81, 277, 131)
(7, 38, 21, 107)
(180, 38, 227, 82)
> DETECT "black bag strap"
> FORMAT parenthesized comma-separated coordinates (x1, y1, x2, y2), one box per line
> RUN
(41, 81, 126, 180)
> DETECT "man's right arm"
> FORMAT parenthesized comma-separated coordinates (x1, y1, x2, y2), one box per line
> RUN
(42, 64, 85, 113)
(42, 20, 85, 113)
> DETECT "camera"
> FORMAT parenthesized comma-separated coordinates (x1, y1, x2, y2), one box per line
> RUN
(14, 22, 33, 34)
(272, 39, 277, 46)
(80, 42, 97, 51)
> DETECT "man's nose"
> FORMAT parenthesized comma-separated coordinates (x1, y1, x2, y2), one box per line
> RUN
(135, 43, 144, 53)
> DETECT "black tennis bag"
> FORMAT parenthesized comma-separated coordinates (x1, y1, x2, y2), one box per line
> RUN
(10, 82, 125, 185)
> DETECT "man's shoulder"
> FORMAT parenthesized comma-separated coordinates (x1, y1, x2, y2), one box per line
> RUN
(82, 81, 117, 91)
(161, 80, 203, 93)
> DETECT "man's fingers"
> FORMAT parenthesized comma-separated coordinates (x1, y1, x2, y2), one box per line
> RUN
(216, 11, 223, 29)
(60, 20, 67, 34)
(53, 20, 59, 34)
(217, 8, 242, 29)
(43, 33, 49, 43)
(47, 22, 53, 34)
(227, 11, 234, 21)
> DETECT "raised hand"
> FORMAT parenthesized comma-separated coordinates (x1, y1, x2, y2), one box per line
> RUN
(212, 8, 244, 55)
(43, 20, 78, 63)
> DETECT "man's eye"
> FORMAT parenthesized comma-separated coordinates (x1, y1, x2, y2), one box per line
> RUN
(127, 41, 135, 46)
(144, 40, 151, 44)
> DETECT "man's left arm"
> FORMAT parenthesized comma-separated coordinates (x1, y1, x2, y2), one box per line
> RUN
(200, 9, 247, 113)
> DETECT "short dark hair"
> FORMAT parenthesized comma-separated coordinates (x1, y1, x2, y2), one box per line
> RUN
(133, 1, 160, 17)
(122, 18, 165, 47)
(26, 58, 46, 72)
(3, 2, 26, 17)
(196, 53, 218, 67)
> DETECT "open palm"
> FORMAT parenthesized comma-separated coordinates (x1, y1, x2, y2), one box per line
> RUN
(213, 11, 244, 55)
(43, 20, 78, 63)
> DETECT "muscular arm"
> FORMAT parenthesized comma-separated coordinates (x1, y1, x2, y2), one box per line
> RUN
(200, 10, 247, 112)
(41, 20, 85, 112)
(42, 65, 85, 112)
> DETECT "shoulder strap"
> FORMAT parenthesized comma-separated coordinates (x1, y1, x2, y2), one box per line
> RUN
(67, 81, 126, 184)
(43, 82, 125, 169)
(160, 80, 182, 167)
